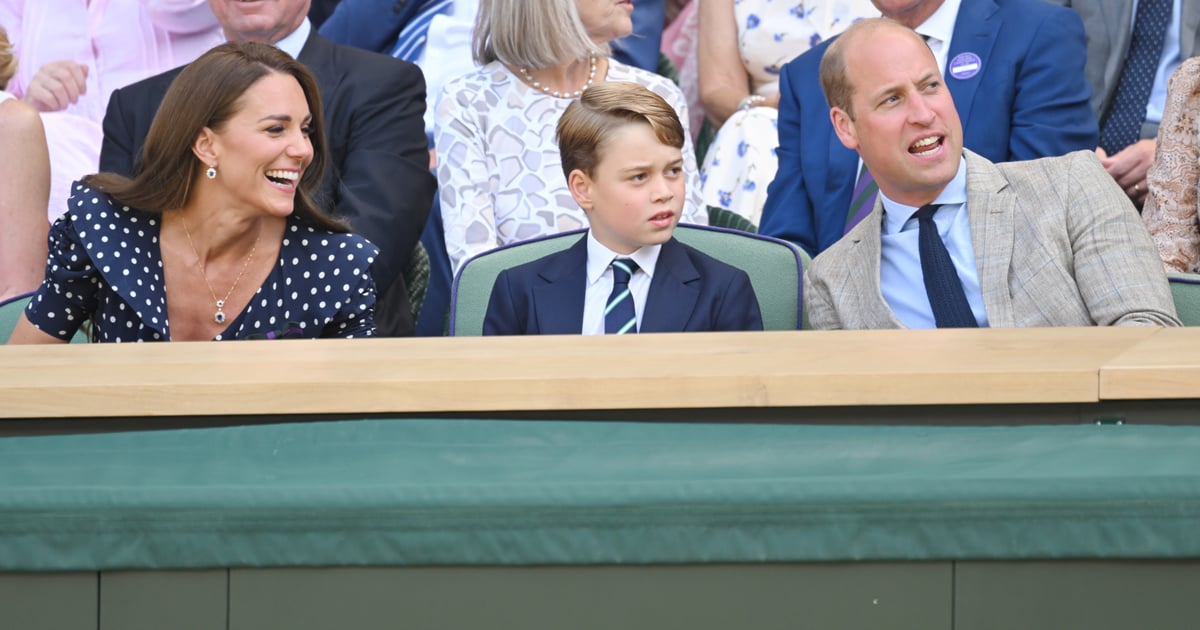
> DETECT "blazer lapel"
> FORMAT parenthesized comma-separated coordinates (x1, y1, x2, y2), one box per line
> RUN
(838, 203, 905, 329)
(963, 150, 1015, 327)
(945, 0, 1000, 126)
(531, 237, 589, 334)
(641, 239, 701, 333)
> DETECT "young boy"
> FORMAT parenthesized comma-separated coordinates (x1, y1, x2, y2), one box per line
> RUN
(483, 82, 763, 335)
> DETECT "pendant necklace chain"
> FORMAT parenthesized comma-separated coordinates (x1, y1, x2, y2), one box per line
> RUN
(181, 217, 260, 325)
(517, 55, 597, 98)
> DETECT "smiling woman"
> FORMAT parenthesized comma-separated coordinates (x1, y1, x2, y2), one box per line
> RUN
(6, 42, 380, 344)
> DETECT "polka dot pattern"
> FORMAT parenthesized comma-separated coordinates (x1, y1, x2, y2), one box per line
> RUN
(24, 182, 380, 342)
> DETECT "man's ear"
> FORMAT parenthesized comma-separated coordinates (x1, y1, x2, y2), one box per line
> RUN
(567, 169, 594, 211)
(830, 106, 859, 151)
(192, 127, 219, 168)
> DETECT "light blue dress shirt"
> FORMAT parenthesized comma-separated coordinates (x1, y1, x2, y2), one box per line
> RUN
(1143, 0, 1183, 125)
(879, 157, 990, 329)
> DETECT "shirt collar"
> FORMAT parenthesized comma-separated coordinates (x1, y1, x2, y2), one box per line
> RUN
(880, 155, 969, 234)
(585, 230, 662, 285)
(273, 18, 311, 60)
(916, 0, 961, 45)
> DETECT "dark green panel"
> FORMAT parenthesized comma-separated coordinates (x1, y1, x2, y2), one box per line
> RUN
(231, 563, 950, 630)
(0, 572, 97, 630)
(956, 561, 1200, 630)
(99, 570, 226, 630)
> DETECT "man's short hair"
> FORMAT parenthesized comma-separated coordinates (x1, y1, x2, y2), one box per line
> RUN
(821, 18, 920, 119)
(556, 82, 685, 179)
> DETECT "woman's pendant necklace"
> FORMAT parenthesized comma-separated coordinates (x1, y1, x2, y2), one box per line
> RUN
(181, 218, 261, 325)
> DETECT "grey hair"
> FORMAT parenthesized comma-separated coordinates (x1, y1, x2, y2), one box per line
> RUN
(473, 0, 606, 68)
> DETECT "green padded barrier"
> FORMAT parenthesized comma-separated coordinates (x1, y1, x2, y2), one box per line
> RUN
(1, 420, 1199, 572)
(450, 225, 804, 334)
(1167, 272, 1200, 326)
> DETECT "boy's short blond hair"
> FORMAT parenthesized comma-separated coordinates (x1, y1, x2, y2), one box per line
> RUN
(556, 82, 685, 179)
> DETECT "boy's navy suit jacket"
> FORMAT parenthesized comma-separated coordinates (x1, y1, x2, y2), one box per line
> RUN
(483, 235, 764, 335)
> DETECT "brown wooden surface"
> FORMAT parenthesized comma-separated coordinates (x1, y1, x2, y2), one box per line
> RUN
(0, 327, 1162, 419)
(1100, 327, 1200, 400)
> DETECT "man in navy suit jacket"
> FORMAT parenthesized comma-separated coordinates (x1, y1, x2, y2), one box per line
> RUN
(759, 0, 1098, 257)
(100, 0, 435, 336)
(483, 82, 762, 336)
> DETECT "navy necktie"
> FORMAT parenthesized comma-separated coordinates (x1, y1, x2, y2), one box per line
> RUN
(604, 259, 640, 334)
(389, 0, 453, 63)
(1099, 0, 1171, 155)
(913, 205, 977, 328)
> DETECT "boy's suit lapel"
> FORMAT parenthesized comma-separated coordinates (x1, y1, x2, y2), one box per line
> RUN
(641, 239, 701, 333)
(531, 238, 589, 334)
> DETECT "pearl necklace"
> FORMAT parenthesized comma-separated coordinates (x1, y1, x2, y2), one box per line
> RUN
(182, 218, 260, 325)
(516, 55, 598, 98)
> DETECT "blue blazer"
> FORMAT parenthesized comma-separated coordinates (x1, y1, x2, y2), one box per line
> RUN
(758, 0, 1099, 257)
(318, 0, 425, 53)
(483, 235, 764, 335)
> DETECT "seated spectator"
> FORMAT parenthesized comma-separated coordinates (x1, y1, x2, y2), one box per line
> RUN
(1144, 57, 1200, 272)
(99, 0, 434, 337)
(1051, 0, 1199, 209)
(802, 19, 1179, 329)
(484, 82, 762, 335)
(9, 42, 377, 344)
(437, 0, 706, 275)
(0, 0, 223, 222)
(759, 0, 1099, 258)
(698, 0, 875, 226)
(0, 26, 49, 302)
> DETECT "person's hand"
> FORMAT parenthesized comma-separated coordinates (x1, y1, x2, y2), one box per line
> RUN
(22, 61, 89, 113)
(1096, 139, 1156, 206)
(763, 92, 781, 109)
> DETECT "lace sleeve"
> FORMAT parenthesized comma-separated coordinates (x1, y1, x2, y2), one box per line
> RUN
(1144, 58, 1200, 273)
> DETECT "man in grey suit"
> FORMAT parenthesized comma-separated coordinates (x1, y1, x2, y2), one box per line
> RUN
(1050, 0, 1200, 206)
(803, 18, 1180, 330)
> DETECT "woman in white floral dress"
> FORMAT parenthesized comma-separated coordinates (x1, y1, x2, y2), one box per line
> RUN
(698, 0, 875, 226)
(436, 0, 705, 274)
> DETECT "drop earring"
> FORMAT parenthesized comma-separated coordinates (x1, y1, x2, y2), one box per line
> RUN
(206, 165, 217, 180)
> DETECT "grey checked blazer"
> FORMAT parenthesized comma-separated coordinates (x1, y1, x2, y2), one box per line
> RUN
(803, 150, 1181, 329)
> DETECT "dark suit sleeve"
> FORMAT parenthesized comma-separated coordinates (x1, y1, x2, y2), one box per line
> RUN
(483, 270, 523, 335)
(714, 270, 764, 332)
(758, 62, 820, 257)
(1006, 4, 1098, 159)
(332, 56, 436, 295)
(99, 86, 138, 177)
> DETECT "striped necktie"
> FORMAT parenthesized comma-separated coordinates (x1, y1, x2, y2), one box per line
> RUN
(389, 0, 453, 63)
(845, 162, 879, 234)
(604, 259, 640, 334)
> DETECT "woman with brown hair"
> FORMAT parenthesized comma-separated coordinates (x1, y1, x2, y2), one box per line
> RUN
(8, 41, 378, 343)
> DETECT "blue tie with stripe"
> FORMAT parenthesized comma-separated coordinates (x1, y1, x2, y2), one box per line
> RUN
(604, 259, 640, 334)
(389, 0, 453, 63)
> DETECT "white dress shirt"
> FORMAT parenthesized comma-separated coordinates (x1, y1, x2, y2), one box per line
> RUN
(581, 231, 662, 335)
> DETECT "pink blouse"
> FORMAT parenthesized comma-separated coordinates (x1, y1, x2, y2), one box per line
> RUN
(1144, 57, 1200, 273)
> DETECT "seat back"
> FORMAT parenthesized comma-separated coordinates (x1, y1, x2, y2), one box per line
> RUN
(450, 230, 586, 335)
(1168, 272, 1200, 326)
(449, 225, 805, 335)
(672, 225, 804, 331)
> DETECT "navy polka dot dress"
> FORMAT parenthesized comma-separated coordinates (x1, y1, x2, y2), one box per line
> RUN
(25, 182, 379, 341)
